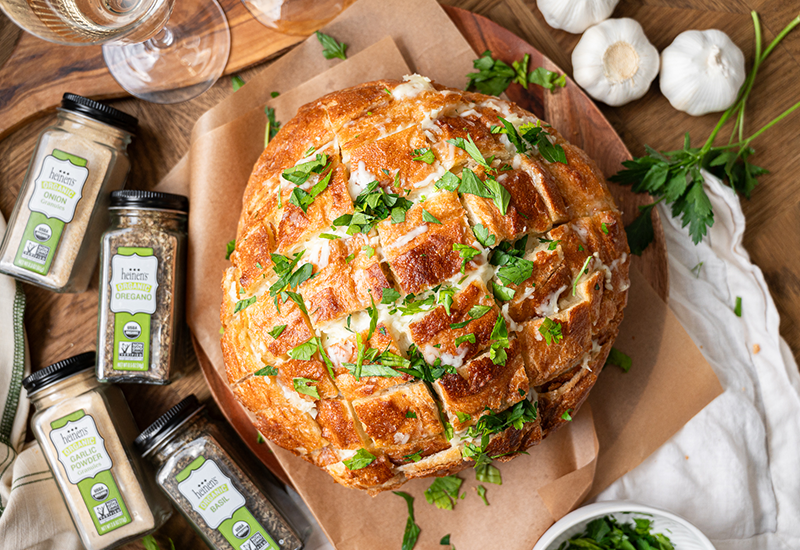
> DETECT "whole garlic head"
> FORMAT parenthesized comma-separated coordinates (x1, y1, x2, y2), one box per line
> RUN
(660, 29, 746, 116)
(536, 0, 619, 34)
(572, 18, 660, 107)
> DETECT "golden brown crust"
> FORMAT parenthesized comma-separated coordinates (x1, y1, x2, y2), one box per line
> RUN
(221, 76, 630, 493)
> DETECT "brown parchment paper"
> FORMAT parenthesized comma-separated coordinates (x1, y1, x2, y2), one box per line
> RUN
(165, 0, 724, 547)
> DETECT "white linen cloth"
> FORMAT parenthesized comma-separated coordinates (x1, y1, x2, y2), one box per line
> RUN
(595, 172, 800, 550)
(0, 214, 82, 550)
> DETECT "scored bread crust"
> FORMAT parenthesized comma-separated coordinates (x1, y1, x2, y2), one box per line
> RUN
(221, 75, 630, 494)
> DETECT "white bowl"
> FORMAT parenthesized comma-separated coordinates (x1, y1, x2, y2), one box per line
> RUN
(533, 501, 716, 550)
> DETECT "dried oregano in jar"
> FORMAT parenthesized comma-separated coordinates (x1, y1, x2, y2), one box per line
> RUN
(0, 94, 137, 293)
(136, 396, 308, 550)
(96, 190, 188, 385)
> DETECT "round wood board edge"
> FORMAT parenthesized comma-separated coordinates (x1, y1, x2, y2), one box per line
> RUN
(193, 5, 670, 487)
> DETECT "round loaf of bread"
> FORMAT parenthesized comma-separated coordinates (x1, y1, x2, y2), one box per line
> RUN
(221, 75, 630, 494)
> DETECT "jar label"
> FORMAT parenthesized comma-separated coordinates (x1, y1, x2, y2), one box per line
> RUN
(49, 409, 132, 535)
(13, 149, 88, 276)
(110, 247, 157, 371)
(176, 456, 281, 550)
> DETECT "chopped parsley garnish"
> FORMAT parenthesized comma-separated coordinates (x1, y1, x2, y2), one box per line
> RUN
(424, 475, 463, 510)
(403, 450, 423, 463)
(458, 168, 511, 216)
(528, 66, 566, 91)
(264, 106, 280, 146)
(735, 296, 743, 317)
(381, 287, 401, 304)
(496, 257, 533, 287)
(606, 347, 632, 373)
(394, 492, 421, 550)
(489, 316, 510, 366)
(601, 222, 610, 234)
(343, 361, 403, 378)
(466, 50, 529, 96)
(315, 31, 347, 60)
(289, 169, 333, 213)
(412, 148, 436, 164)
(454, 333, 476, 347)
(472, 224, 496, 248)
(519, 121, 567, 164)
(441, 534, 453, 546)
(319, 233, 340, 240)
(362, 245, 375, 258)
(437, 285, 457, 316)
(691, 261, 704, 278)
(267, 324, 287, 339)
(343, 448, 376, 470)
(454, 411, 472, 424)
(332, 180, 412, 234)
(475, 463, 502, 485)
(492, 281, 515, 302)
(233, 296, 257, 314)
(561, 409, 573, 421)
(393, 344, 457, 383)
(539, 237, 560, 250)
(450, 305, 492, 329)
(254, 365, 278, 376)
(453, 243, 480, 273)
(225, 239, 235, 260)
(422, 209, 441, 224)
(435, 171, 461, 191)
(271, 91, 280, 98)
(288, 340, 317, 361)
(293, 377, 319, 399)
(447, 135, 493, 172)
(282, 153, 328, 185)
(539, 317, 563, 345)
(476, 485, 489, 506)
(560, 515, 675, 550)
(406, 411, 417, 419)
(572, 256, 592, 296)
(268, 251, 314, 300)
(345, 253, 355, 263)
(231, 75, 245, 91)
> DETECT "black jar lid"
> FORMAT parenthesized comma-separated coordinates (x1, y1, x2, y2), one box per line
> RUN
(22, 351, 96, 394)
(135, 394, 205, 455)
(61, 93, 139, 135)
(110, 190, 189, 213)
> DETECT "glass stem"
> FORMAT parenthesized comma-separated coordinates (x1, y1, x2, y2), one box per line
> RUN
(148, 26, 174, 49)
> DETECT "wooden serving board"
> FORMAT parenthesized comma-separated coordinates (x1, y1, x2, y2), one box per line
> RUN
(191, 4, 669, 490)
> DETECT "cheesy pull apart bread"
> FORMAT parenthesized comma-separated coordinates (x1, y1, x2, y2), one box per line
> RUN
(221, 75, 630, 494)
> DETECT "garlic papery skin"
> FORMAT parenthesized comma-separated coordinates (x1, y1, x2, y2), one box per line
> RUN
(536, 0, 619, 34)
(572, 18, 660, 107)
(660, 29, 746, 116)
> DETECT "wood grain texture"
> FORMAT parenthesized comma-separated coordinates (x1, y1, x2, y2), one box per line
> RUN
(0, 0, 305, 140)
(1, 1, 798, 548)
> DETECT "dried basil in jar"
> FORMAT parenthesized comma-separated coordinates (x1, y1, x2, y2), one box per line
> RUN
(96, 190, 188, 385)
(135, 395, 309, 550)
(0, 93, 137, 293)
(24, 351, 172, 550)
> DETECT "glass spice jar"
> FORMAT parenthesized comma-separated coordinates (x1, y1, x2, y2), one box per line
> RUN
(135, 395, 309, 550)
(0, 93, 137, 293)
(96, 190, 188, 385)
(23, 351, 172, 550)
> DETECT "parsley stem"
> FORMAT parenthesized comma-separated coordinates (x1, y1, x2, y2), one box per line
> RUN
(740, 99, 800, 152)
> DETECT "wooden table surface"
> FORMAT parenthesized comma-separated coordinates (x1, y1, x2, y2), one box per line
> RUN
(1, 1, 798, 548)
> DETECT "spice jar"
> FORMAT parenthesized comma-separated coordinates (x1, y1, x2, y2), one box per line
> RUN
(96, 190, 188, 385)
(23, 351, 172, 550)
(0, 93, 137, 293)
(135, 395, 309, 550)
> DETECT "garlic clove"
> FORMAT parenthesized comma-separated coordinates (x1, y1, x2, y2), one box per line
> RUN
(572, 18, 660, 107)
(660, 29, 746, 116)
(536, 0, 620, 34)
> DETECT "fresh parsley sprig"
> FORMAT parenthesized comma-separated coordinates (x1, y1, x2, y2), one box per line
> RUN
(315, 31, 347, 60)
(612, 11, 800, 253)
(466, 50, 566, 96)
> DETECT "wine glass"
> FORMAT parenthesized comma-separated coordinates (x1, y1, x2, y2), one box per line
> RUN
(0, 0, 230, 104)
(241, 0, 354, 36)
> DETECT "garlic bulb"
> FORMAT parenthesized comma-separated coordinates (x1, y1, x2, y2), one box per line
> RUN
(536, 0, 619, 34)
(572, 18, 660, 107)
(660, 29, 746, 116)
